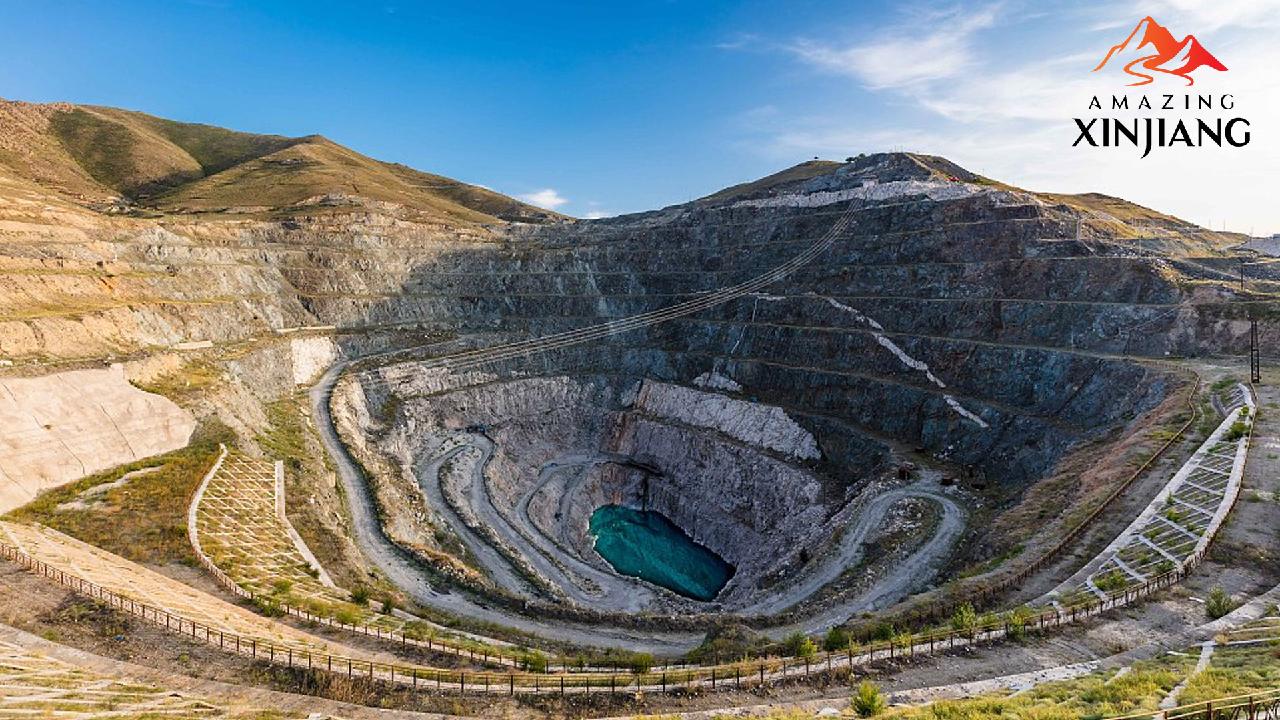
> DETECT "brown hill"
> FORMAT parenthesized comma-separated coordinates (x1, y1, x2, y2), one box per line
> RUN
(0, 99, 559, 224)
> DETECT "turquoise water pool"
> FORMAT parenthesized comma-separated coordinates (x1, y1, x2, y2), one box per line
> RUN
(588, 504, 734, 601)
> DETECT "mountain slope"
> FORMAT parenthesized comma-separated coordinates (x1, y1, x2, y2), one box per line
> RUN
(0, 99, 558, 224)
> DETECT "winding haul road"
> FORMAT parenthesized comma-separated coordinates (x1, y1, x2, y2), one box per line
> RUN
(309, 357, 966, 652)
(303, 200, 969, 652)
(310, 361, 702, 654)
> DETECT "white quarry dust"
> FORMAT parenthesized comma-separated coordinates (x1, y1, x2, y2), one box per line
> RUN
(822, 297, 989, 428)
(0, 365, 195, 514)
(730, 180, 984, 210)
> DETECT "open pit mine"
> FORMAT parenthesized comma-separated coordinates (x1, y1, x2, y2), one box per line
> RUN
(1, 99, 1278, 719)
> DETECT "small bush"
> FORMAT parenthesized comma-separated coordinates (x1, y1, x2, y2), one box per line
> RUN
(824, 626, 852, 652)
(951, 603, 978, 637)
(402, 621, 433, 641)
(852, 680, 886, 717)
(1007, 606, 1035, 641)
(1206, 586, 1237, 620)
(1226, 421, 1249, 441)
(870, 621, 896, 642)
(783, 632, 818, 659)
(521, 651, 548, 672)
(628, 652, 655, 674)
(350, 585, 371, 606)
(1096, 570, 1129, 593)
(252, 596, 284, 617)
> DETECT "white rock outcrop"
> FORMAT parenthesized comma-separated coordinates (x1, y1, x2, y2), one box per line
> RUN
(634, 380, 821, 460)
(290, 335, 338, 385)
(0, 365, 195, 513)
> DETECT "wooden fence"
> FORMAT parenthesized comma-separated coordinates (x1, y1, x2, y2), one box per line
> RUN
(1104, 687, 1280, 720)
(0, 374, 1252, 698)
(0, 536, 1231, 696)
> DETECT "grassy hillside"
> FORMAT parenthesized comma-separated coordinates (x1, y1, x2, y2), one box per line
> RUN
(699, 160, 843, 204)
(0, 98, 559, 224)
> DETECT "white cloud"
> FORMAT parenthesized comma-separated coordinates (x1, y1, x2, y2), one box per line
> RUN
(1144, 0, 1280, 31)
(518, 188, 568, 210)
(788, 4, 1000, 90)
(584, 211, 614, 219)
(742, 1, 1280, 234)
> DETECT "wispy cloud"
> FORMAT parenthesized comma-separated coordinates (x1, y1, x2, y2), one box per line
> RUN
(788, 3, 1001, 90)
(518, 188, 568, 210)
(734, 0, 1280, 234)
(715, 32, 761, 51)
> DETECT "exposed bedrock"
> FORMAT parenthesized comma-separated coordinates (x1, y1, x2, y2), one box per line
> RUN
(353, 371, 868, 613)
(326, 166, 1214, 621)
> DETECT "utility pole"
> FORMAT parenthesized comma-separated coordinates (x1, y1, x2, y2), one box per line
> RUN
(1250, 317, 1261, 384)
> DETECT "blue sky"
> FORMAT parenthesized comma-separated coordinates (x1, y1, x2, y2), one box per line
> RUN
(2, 1, 1277, 231)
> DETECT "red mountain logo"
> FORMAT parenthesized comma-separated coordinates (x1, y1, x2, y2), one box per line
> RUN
(1093, 16, 1227, 86)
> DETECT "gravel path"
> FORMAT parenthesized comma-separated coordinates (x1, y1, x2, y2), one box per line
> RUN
(310, 359, 970, 652)
(310, 360, 702, 654)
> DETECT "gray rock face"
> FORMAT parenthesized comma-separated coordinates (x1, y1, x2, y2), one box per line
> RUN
(10, 150, 1254, 620)
(323, 159, 1251, 617)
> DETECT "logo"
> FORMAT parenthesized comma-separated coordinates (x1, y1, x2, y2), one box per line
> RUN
(1093, 16, 1227, 86)
(1070, 16, 1248, 157)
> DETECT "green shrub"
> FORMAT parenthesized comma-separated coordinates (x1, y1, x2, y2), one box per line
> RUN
(892, 631, 915, 650)
(783, 632, 818, 659)
(1096, 569, 1129, 593)
(402, 621, 433, 641)
(350, 584, 371, 606)
(521, 651, 548, 672)
(1007, 606, 1035, 641)
(824, 626, 852, 651)
(628, 652, 655, 674)
(1226, 421, 1249, 441)
(851, 680, 886, 717)
(951, 603, 978, 637)
(1206, 587, 1237, 620)
(252, 596, 284, 617)
(870, 622, 896, 642)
